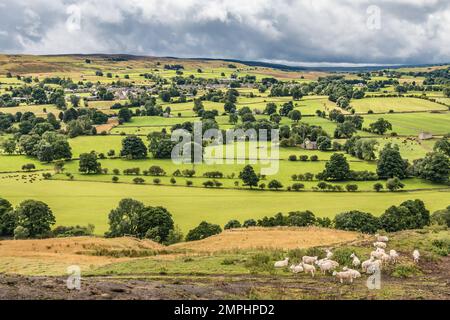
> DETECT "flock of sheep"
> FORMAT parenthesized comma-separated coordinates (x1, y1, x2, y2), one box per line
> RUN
(1, 173, 41, 184)
(274, 234, 421, 284)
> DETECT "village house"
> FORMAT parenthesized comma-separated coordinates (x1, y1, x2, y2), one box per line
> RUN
(301, 139, 318, 150)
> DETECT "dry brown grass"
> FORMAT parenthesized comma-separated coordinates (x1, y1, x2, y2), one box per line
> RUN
(94, 118, 119, 133)
(0, 237, 164, 275)
(170, 227, 365, 253)
(0, 228, 365, 275)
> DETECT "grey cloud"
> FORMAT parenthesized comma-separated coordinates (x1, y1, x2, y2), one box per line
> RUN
(0, 0, 450, 65)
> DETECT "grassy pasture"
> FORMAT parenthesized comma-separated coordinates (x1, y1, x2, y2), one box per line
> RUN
(350, 97, 448, 113)
(69, 136, 124, 157)
(53, 172, 445, 193)
(363, 112, 450, 136)
(0, 104, 59, 117)
(2, 178, 448, 235)
(373, 137, 436, 161)
(0, 155, 50, 172)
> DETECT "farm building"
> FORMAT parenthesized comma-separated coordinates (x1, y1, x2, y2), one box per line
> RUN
(301, 139, 318, 150)
(418, 132, 433, 140)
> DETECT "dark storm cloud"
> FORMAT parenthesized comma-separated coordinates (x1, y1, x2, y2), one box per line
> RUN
(0, 0, 449, 65)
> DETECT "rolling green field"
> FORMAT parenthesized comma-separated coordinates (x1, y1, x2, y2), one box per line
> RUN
(0, 54, 449, 240)
(350, 97, 448, 113)
(363, 112, 450, 135)
(2, 177, 448, 234)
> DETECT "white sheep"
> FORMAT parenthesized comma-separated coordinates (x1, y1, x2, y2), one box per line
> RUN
(380, 252, 391, 265)
(366, 259, 382, 274)
(350, 253, 361, 267)
(373, 241, 387, 249)
(413, 250, 420, 263)
(333, 270, 354, 283)
(361, 258, 372, 272)
(317, 260, 337, 274)
(302, 256, 318, 265)
(289, 264, 304, 274)
(327, 260, 339, 268)
(375, 234, 389, 242)
(342, 267, 361, 279)
(370, 249, 385, 260)
(362, 257, 375, 273)
(302, 263, 316, 277)
(389, 250, 399, 264)
(325, 249, 333, 260)
(274, 257, 289, 268)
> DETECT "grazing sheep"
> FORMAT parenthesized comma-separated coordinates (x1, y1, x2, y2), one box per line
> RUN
(366, 260, 382, 274)
(317, 260, 338, 274)
(350, 253, 361, 267)
(373, 242, 387, 249)
(380, 252, 391, 265)
(274, 257, 289, 268)
(413, 250, 420, 263)
(302, 256, 318, 265)
(389, 250, 399, 264)
(302, 263, 316, 277)
(362, 257, 375, 273)
(333, 271, 354, 283)
(325, 249, 333, 260)
(327, 260, 339, 268)
(361, 256, 381, 273)
(375, 234, 389, 242)
(370, 249, 385, 260)
(342, 267, 361, 279)
(289, 264, 304, 274)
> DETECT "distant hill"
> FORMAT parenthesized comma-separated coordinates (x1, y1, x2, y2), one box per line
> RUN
(0, 53, 448, 74)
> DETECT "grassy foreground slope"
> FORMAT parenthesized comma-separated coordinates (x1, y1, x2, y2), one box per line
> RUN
(0, 227, 448, 300)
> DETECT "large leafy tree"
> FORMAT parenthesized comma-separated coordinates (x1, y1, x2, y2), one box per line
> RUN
(118, 108, 133, 123)
(79, 152, 102, 174)
(1, 138, 16, 154)
(15, 200, 55, 237)
(287, 211, 316, 227)
(369, 118, 392, 135)
(354, 139, 377, 161)
(317, 136, 332, 151)
(239, 165, 259, 189)
(319, 153, 351, 181)
(149, 137, 175, 159)
(431, 206, 450, 227)
(434, 138, 450, 157)
(18, 132, 71, 161)
(120, 135, 148, 159)
(334, 211, 379, 234)
(264, 102, 277, 115)
(0, 198, 16, 236)
(334, 121, 356, 139)
(279, 101, 294, 116)
(289, 110, 302, 122)
(185, 221, 222, 241)
(107, 198, 174, 242)
(380, 199, 430, 232)
(377, 144, 408, 179)
(413, 152, 450, 183)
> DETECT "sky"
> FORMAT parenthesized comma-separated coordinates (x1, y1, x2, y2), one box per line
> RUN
(0, 0, 450, 66)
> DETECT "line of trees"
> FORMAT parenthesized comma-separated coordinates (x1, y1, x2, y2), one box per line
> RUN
(222, 199, 433, 235)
